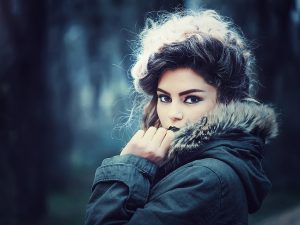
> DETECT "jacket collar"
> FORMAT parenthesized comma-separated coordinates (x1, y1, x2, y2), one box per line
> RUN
(169, 100, 278, 156)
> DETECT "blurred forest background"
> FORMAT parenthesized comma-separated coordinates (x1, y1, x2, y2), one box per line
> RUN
(0, 0, 299, 225)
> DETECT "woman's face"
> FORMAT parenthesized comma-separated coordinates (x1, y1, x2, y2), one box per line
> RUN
(156, 68, 217, 129)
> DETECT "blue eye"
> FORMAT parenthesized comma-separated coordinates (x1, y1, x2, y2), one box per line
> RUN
(184, 96, 202, 104)
(158, 94, 171, 103)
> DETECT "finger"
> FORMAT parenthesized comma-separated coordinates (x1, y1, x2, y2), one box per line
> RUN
(127, 130, 145, 147)
(130, 129, 145, 142)
(151, 127, 168, 148)
(121, 130, 145, 155)
(159, 130, 175, 152)
(142, 126, 157, 142)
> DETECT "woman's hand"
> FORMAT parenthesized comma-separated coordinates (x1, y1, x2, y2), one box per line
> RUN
(120, 127, 175, 164)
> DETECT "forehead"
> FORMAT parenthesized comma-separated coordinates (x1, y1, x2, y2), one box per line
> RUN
(157, 68, 211, 91)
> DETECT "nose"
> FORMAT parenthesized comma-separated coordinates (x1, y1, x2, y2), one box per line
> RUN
(170, 112, 183, 121)
(169, 104, 183, 121)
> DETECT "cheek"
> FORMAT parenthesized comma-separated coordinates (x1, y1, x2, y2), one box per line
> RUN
(185, 108, 205, 122)
(186, 101, 216, 122)
(157, 104, 167, 124)
(156, 104, 162, 119)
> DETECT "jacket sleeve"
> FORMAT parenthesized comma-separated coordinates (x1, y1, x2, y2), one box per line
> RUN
(85, 156, 222, 225)
(84, 154, 158, 225)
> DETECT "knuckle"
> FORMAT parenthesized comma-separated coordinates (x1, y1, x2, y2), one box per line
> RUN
(158, 127, 166, 131)
(137, 129, 145, 134)
(158, 127, 167, 133)
(166, 130, 175, 138)
(148, 126, 157, 132)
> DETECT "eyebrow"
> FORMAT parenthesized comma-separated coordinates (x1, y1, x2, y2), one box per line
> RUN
(157, 88, 205, 96)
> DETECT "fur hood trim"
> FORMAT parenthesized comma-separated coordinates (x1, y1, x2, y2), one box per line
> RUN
(170, 101, 278, 155)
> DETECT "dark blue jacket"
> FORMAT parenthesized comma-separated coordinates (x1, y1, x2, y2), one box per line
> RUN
(85, 102, 278, 225)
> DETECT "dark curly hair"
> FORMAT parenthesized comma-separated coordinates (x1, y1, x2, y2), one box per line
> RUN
(140, 35, 257, 103)
(129, 10, 258, 129)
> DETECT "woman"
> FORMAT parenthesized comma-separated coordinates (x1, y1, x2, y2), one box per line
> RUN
(85, 10, 278, 225)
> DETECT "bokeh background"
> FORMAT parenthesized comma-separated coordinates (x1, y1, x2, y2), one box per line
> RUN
(0, 0, 300, 225)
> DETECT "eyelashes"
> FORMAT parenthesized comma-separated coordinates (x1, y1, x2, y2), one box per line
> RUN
(157, 94, 203, 104)
(185, 96, 202, 104)
(158, 94, 171, 103)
